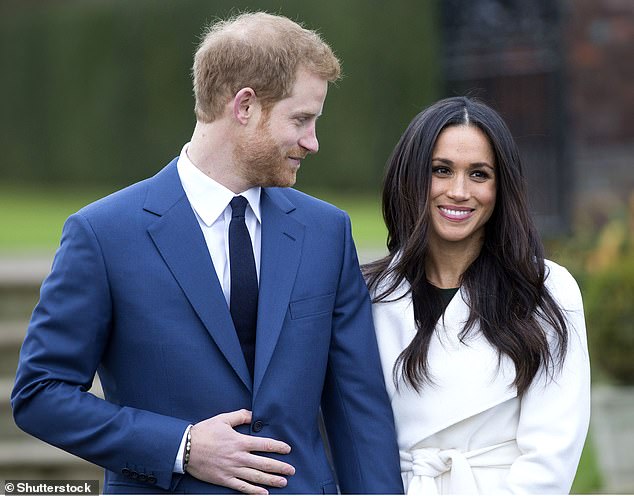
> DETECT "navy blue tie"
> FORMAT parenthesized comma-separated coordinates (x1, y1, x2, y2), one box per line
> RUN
(229, 196, 258, 380)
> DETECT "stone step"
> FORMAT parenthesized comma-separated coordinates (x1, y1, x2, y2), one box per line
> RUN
(0, 321, 26, 347)
(0, 321, 27, 377)
(0, 255, 50, 321)
(0, 377, 22, 440)
(0, 255, 52, 286)
(591, 385, 634, 493)
(0, 286, 39, 323)
(1, 372, 104, 442)
(0, 439, 104, 481)
(0, 370, 106, 482)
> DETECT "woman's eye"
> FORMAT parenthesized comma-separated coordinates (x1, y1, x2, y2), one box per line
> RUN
(471, 169, 494, 181)
(432, 166, 451, 175)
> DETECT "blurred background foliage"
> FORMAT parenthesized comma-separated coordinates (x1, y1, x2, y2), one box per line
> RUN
(549, 193, 634, 386)
(0, 0, 439, 192)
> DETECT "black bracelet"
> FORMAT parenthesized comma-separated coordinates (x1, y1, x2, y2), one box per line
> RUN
(183, 427, 192, 473)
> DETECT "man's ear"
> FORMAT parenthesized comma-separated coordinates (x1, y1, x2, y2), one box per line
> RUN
(233, 87, 258, 125)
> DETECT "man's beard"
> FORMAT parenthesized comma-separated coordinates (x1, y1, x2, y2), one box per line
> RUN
(234, 120, 305, 188)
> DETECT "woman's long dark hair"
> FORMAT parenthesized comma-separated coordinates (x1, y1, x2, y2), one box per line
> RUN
(364, 96, 568, 396)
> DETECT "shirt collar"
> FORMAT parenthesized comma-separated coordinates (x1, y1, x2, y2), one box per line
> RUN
(176, 143, 262, 226)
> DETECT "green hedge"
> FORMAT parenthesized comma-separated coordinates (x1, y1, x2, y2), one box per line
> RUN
(583, 254, 634, 385)
(0, 0, 440, 192)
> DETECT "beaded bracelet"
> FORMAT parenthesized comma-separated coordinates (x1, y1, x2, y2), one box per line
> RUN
(183, 427, 192, 473)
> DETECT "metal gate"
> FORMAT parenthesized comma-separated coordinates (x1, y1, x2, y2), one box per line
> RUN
(441, 0, 570, 236)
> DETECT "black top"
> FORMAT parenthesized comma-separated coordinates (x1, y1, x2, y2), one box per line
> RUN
(434, 286, 459, 310)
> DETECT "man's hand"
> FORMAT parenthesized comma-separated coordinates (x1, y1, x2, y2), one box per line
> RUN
(186, 409, 296, 495)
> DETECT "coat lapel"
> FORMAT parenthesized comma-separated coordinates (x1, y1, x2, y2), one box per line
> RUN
(144, 161, 252, 391)
(253, 189, 304, 397)
(373, 279, 517, 440)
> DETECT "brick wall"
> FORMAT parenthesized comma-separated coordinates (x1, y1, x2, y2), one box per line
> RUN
(565, 0, 634, 213)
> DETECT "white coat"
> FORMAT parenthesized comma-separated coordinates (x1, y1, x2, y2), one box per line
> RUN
(372, 259, 591, 494)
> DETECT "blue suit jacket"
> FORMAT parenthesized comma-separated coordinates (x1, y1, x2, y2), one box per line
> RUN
(12, 160, 403, 494)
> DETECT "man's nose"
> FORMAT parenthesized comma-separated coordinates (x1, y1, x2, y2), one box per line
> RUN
(299, 127, 319, 154)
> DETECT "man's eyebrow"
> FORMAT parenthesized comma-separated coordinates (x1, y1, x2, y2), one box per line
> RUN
(293, 111, 321, 119)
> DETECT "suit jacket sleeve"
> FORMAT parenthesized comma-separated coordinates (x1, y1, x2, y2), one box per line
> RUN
(11, 213, 190, 491)
(506, 263, 591, 494)
(320, 212, 404, 494)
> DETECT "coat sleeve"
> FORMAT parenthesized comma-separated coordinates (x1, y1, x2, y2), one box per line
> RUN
(320, 211, 404, 494)
(11, 213, 190, 491)
(506, 263, 591, 494)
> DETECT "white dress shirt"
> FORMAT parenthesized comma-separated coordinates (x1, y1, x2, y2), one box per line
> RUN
(172, 142, 262, 472)
(177, 142, 262, 303)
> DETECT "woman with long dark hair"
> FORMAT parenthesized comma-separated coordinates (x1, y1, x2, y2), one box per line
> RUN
(365, 96, 590, 494)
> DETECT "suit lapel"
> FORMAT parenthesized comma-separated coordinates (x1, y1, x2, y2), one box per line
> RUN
(253, 189, 304, 397)
(144, 162, 252, 391)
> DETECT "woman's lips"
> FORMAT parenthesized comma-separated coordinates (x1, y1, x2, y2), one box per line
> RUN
(438, 206, 474, 221)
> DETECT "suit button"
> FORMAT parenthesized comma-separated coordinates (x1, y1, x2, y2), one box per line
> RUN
(130, 470, 139, 479)
(138, 474, 148, 482)
(121, 468, 131, 477)
(147, 475, 157, 485)
(252, 420, 264, 432)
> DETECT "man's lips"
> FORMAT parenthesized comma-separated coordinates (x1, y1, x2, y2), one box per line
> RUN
(288, 155, 307, 166)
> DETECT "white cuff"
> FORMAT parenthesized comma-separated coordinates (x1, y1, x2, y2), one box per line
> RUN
(173, 425, 193, 474)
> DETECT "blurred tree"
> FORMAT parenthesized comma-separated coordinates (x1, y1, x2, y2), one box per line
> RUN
(0, 0, 440, 193)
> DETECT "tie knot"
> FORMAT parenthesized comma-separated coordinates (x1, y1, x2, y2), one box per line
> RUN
(230, 196, 248, 219)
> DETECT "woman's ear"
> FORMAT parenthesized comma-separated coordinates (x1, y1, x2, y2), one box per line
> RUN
(233, 87, 258, 125)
